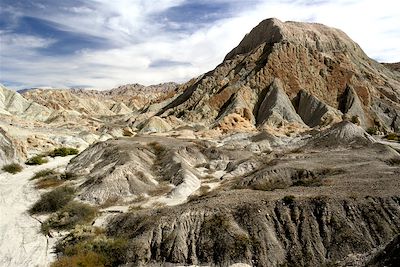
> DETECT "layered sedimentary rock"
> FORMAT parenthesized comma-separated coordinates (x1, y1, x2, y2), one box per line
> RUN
(156, 18, 400, 132)
(0, 84, 51, 121)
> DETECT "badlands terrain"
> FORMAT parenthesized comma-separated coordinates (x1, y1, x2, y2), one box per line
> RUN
(1, 18, 400, 267)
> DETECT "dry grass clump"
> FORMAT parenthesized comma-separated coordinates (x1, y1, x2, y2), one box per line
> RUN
(1, 163, 23, 174)
(29, 186, 75, 214)
(31, 169, 57, 180)
(31, 169, 78, 189)
(41, 201, 98, 235)
(385, 133, 400, 142)
(48, 147, 79, 157)
(35, 178, 65, 189)
(26, 155, 48, 165)
(52, 235, 128, 267)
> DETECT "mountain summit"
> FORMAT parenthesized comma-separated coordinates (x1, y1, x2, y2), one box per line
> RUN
(158, 18, 400, 132)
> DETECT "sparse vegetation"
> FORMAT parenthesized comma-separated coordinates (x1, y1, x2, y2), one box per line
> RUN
(385, 133, 399, 142)
(35, 177, 65, 189)
(31, 169, 64, 189)
(52, 237, 128, 267)
(51, 250, 106, 267)
(25, 155, 48, 165)
(29, 186, 75, 214)
(31, 169, 57, 180)
(292, 177, 323, 187)
(366, 127, 378, 135)
(30, 169, 76, 189)
(48, 147, 79, 157)
(41, 201, 98, 234)
(1, 163, 23, 174)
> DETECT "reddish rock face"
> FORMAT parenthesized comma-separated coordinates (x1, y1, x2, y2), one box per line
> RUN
(159, 18, 400, 132)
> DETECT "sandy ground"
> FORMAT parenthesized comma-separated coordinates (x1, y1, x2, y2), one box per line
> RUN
(0, 156, 73, 267)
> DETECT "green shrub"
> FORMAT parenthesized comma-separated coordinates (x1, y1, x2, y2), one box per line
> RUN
(26, 155, 48, 165)
(385, 133, 399, 141)
(282, 195, 295, 205)
(2, 163, 23, 174)
(366, 127, 378, 135)
(31, 169, 57, 180)
(53, 237, 128, 267)
(29, 186, 75, 214)
(51, 251, 106, 267)
(41, 201, 98, 234)
(49, 147, 79, 157)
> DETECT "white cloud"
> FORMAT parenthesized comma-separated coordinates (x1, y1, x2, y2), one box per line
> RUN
(1, 0, 399, 89)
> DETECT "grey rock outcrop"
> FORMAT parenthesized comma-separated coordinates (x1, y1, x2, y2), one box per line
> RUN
(256, 79, 304, 127)
(294, 90, 342, 127)
(139, 116, 173, 133)
(108, 196, 400, 267)
(0, 127, 17, 166)
(309, 121, 375, 148)
(338, 85, 367, 128)
(0, 84, 51, 121)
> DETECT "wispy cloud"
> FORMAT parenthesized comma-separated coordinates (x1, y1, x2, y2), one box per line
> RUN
(0, 0, 399, 89)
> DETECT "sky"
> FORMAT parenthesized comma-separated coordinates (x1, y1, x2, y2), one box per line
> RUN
(0, 0, 399, 90)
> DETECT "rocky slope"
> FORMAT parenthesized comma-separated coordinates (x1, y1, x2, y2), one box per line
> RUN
(58, 121, 400, 266)
(0, 127, 20, 165)
(2, 18, 400, 267)
(155, 18, 400, 133)
(0, 84, 51, 121)
(22, 82, 178, 117)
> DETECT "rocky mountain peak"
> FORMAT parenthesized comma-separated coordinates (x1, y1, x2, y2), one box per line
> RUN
(158, 18, 400, 133)
(225, 18, 362, 61)
(224, 18, 284, 60)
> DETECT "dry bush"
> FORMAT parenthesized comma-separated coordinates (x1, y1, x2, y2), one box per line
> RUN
(35, 177, 65, 189)
(51, 251, 106, 267)
(31, 169, 57, 180)
(29, 186, 75, 214)
(41, 201, 98, 234)
(26, 155, 48, 165)
(2, 163, 23, 174)
(48, 147, 79, 157)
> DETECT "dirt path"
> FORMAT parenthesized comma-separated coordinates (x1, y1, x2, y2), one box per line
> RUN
(0, 156, 73, 267)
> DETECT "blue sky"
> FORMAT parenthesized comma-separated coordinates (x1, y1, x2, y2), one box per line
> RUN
(0, 0, 399, 89)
